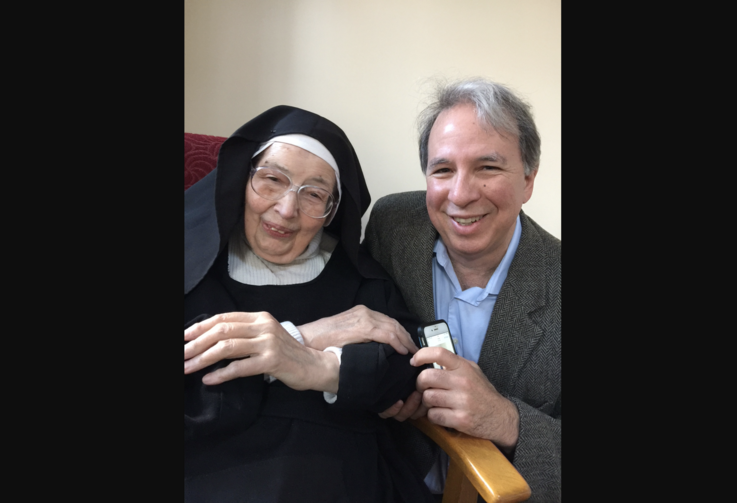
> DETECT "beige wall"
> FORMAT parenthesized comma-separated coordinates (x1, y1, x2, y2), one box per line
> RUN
(185, 0, 561, 239)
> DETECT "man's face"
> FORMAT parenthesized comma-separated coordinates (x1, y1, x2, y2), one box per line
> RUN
(425, 103, 536, 267)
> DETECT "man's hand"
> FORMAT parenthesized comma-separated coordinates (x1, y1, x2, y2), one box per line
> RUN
(297, 305, 419, 355)
(378, 391, 428, 421)
(410, 347, 520, 453)
(184, 312, 339, 393)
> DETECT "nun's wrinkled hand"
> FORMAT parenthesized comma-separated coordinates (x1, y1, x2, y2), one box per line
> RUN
(184, 312, 340, 393)
(297, 305, 419, 355)
(378, 391, 428, 421)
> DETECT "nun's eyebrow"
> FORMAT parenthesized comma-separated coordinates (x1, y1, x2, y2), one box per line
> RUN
(261, 162, 333, 190)
(260, 161, 290, 172)
(303, 175, 332, 190)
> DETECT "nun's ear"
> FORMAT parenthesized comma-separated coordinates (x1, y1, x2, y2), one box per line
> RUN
(323, 203, 338, 227)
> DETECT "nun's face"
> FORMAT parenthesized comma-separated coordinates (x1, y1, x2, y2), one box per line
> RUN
(244, 142, 336, 264)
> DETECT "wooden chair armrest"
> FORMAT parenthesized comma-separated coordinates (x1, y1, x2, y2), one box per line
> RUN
(410, 416, 531, 503)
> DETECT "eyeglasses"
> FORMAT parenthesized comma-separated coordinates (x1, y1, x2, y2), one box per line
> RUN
(249, 166, 336, 219)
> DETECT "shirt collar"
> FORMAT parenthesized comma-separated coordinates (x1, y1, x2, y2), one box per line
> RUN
(433, 214, 522, 301)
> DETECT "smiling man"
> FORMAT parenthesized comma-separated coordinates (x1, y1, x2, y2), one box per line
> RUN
(364, 78, 560, 502)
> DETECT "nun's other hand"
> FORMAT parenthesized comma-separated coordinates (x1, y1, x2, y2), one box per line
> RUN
(297, 305, 419, 355)
(184, 312, 339, 393)
(378, 391, 428, 421)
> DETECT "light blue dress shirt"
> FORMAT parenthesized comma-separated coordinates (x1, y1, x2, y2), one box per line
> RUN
(423, 215, 522, 494)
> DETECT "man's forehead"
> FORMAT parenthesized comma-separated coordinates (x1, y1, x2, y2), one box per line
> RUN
(428, 132, 519, 162)
(428, 111, 520, 164)
(431, 103, 517, 138)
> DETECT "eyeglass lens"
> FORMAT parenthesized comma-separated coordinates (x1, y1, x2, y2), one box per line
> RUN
(251, 167, 333, 218)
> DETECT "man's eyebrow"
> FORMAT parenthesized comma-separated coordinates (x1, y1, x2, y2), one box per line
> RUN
(427, 157, 450, 170)
(427, 153, 508, 169)
(479, 153, 507, 164)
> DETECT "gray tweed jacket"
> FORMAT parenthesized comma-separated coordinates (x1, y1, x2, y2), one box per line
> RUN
(364, 191, 561, 503)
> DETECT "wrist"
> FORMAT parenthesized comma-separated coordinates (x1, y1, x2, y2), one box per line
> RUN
(296, 321, 321, 350)
(309, 349, 340, 394)
(281, 321, 304, 345)
(496, 398, 520, 454)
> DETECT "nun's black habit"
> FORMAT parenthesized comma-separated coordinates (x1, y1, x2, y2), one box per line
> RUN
(185, 106, 433, 503)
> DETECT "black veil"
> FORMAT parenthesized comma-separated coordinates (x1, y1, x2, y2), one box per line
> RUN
(185, 105, 387, 295)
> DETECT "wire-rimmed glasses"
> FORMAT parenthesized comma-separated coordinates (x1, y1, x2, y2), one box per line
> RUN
(249, 166, 336, 219)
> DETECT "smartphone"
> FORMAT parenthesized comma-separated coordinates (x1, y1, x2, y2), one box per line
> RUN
(417, 320, 457, 369)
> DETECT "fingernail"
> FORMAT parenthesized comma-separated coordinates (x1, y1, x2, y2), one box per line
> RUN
(409, 356, 415, 366)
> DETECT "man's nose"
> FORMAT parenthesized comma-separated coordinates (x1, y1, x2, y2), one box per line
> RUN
(275, 188, 300, 218)
(447, 171, 479, 207)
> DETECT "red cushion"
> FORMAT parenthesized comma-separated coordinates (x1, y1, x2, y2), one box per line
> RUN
(185, 133, 228, 191)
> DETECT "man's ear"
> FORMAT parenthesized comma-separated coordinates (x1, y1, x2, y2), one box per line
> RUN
(523, 167, 538, 204)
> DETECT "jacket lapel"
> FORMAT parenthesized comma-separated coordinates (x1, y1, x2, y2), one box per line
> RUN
(389, 193, 437, 323)
(477, 212, 547, 395)
(412, 207, 438, 322)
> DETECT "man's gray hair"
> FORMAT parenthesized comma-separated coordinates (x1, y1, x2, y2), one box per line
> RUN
(418, 78, 541, 176)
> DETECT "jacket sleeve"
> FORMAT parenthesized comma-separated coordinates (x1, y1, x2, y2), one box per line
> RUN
(507, 395, 561, 502)
(499, 219, 562, 503)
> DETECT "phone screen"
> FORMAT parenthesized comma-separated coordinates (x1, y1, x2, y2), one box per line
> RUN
(422, 322, 455, 369)
(425, 326, 455, 353)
